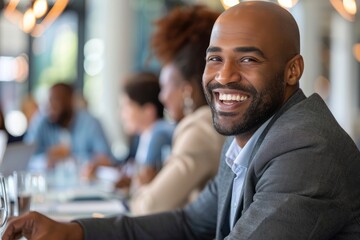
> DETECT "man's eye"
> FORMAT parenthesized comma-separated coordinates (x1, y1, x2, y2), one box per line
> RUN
(207, 56, 222, 62)
(241, 57, 257, 63)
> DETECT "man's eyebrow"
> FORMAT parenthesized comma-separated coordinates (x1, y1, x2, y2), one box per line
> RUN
(234, 47, 265, 58)
(206, 46, 221, 53)
(206, 46, 266, 58)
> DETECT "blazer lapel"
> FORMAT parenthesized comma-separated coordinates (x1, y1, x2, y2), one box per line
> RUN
(216, 138, 236, 239)
(218, 166, 235, 239)
(232, 89, 307, 225)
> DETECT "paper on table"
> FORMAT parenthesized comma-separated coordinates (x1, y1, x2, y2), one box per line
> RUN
(33, 199, 126, 214)
(58, 199, 125, 213)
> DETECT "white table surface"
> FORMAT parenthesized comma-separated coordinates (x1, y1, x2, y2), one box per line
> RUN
(31, 179, 127, 221)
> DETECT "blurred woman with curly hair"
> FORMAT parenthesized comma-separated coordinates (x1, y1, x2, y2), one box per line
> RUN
(129, 4, 225, 215)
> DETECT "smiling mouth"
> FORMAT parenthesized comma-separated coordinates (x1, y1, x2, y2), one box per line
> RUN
(218, 92, 249, 105)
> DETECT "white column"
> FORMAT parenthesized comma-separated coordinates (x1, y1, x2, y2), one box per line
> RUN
(291, 0, 323, 97)
(328, 13, 358, 139)
(86, 0, 135, 158)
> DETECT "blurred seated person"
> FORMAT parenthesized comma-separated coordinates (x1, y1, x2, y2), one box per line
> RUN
(113, 72, 175, 191)
(127, 5, 225, 215)
(24, 82, 114, 172)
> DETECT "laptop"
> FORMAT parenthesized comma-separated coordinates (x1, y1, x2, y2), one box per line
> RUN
(0, 131, 7, 165)
(0, 141, 36, 176)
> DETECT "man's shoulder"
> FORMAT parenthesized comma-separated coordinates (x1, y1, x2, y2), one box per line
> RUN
(74, 110, 99, 123)
(277, 93, 336, 128)
(36, 114, 54, 128)
(260, 92, 357, 155)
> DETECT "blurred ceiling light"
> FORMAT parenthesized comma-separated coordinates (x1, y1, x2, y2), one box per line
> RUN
(220, 0, 299, 10)
(23, 8, 36, 33)
(4, 0, 69, 37)
(330, 0, 357, 21)
(84, 39, 104, 76)
(353, 43, 360, 62)
(218, 0, 358, 21)
(33, 0, 48, 18)
(220, 0, 240, 10)
(277, 0, 299, 9)
(343, 0, 357, 15)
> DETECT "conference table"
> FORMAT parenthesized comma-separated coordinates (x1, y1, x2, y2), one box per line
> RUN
(30, 173, 128, 222)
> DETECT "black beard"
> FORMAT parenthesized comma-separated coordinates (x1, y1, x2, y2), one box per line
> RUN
(50, 110, 72, 127)
(205, 75, 285, 136)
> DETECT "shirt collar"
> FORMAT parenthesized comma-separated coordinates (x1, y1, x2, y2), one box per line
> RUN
(225, 117, 272, 174)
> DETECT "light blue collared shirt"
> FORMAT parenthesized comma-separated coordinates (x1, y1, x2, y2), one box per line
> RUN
(25, 109, 114, 171)
(225, 118, 272, 229)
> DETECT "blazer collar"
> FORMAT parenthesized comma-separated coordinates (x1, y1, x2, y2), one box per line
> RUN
(218, 89, 307, 236)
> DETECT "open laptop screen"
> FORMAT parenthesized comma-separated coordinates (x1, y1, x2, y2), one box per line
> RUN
(0, 141, 36, 176)
(0, 130, 8, 166)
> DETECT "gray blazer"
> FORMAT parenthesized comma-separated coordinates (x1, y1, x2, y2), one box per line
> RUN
(77, 90, 360, 240)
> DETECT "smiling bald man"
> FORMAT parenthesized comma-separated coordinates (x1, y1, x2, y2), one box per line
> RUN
(3, 2, 360, 240)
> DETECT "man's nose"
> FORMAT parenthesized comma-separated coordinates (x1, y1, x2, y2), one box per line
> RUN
(214, 61, 240, 85)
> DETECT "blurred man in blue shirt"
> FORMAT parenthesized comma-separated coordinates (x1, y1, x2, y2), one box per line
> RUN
(25, 83, 114, 173)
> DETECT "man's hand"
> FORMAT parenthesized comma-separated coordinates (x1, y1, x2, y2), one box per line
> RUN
(2, 211, 84, 240)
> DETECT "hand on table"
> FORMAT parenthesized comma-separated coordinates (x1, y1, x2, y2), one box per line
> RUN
(47, 144, 71, 168)
(2, 211, 83, 240)
(81, 154, 113, 180)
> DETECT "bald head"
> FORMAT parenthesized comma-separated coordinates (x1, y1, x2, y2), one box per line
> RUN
(203, 1, 304, 144)
(213, 1, 300, 62)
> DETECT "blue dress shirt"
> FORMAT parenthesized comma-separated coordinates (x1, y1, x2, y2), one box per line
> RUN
(25, 109, 113, 170)
(226, 118, 272, 228)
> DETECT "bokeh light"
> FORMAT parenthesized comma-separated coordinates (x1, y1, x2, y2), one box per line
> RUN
(5, 111, 28, 137)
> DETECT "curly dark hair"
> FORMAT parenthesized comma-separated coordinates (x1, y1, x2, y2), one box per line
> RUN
(150, 5, 220, 86)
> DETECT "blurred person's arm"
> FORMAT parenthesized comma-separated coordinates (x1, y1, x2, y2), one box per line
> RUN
(47, 144, 71, 168)
(135, 166, 157, 185)
(81, 154, 113, 180)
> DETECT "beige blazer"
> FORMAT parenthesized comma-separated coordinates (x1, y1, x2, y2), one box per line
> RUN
(129, 105, 225, 215)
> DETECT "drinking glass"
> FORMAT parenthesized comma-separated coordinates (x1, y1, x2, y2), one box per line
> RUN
(12, 171, 32, 216)
(0, 175, 9, 237)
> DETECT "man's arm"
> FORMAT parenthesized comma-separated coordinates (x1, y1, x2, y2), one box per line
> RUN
(3, 211, 84, 240)
(77, 177, 220, 240)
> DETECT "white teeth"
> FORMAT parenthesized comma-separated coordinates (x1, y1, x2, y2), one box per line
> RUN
(219, 93, 248, 102)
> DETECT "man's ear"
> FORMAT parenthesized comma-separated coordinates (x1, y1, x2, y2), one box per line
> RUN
(285, 54, 304, 86)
